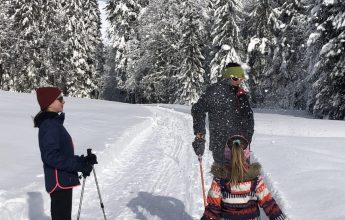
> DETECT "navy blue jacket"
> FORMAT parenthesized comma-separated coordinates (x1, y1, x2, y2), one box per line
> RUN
(34, 112, 83, 193)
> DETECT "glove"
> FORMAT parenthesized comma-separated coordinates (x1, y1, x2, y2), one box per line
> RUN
(81, 163, 93, 177)
(84, 153, 98, 165)
(192, 138, 205, 156)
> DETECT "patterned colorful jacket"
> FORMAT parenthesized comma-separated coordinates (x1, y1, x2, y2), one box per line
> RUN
(201, 163, 287, 220)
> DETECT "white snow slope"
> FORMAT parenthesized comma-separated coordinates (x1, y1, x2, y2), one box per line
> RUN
(0, 90, 345, 220)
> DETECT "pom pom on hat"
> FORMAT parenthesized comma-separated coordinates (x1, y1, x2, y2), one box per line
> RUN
(36, 87, 62, 110)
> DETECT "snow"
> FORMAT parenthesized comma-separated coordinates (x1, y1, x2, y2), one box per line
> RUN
(1, 91, 345, 220)
(322, 0, 335, 6)
(307, 32, 320, 47)
(221, 44, 231, 51)
(98, 0, 110, 44)
(248, 38, 260, 53)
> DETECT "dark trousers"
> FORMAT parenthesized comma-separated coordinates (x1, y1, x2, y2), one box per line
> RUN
(50, 189, 73, 220)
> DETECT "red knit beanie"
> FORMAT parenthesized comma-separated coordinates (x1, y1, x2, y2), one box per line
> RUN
(36, 87, 62, 110)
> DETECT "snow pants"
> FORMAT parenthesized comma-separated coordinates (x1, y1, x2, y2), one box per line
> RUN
(50, 188, 72, 220)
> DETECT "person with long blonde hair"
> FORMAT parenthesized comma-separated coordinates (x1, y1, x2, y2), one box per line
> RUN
(201, 135, 287, 220)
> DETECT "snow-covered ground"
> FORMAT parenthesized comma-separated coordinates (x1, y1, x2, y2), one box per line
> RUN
(0, 90, 345, 220)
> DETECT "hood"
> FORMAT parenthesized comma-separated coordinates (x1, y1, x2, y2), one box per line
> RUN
(210, 162, 261, 182)
(34, 111, 64, 128)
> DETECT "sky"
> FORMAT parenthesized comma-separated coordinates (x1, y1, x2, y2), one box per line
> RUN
(0, 90, 345, 220)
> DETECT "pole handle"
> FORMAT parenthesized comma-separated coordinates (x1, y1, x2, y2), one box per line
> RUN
(87, 148, 92, 156)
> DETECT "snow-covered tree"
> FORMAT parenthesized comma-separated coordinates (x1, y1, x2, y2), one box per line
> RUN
(242, 0, 280, 106)
(105, 0, 142, 101)
(306, 0, 345, 119)
(2, 0, 102, 97)
(61, 0, 101, 98)
(175, 0, 207, 104)
(260, 0, 308, 108)
(126, 0, 182, 103)
(0, 0, 14, 90)
(210, 0, 243, 83)
(6, 0, 49, 92)
(82, 0, 104, 97)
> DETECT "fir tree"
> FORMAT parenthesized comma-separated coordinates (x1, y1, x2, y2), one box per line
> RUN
(130, 0, 182, 103)
(261, 0, 308, 109)
(306, 0, 345, 119)
(61, 0, 101, 98)
(6, 0, 49, 92)
(242, 0, 279, 106)
(175, 0, 207, 104)
(0, 0, 13, 90)
(82, 0, 104, 98)
(210, 0, 243, 83)
(2, 0, 101, 97)
(105, 0, 142, 101)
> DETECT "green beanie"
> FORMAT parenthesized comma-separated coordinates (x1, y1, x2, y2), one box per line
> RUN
(223, 66, 245, 79)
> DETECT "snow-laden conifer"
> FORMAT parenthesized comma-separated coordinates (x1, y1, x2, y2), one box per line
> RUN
(210, 0, 243, 83)
(175, 0, 207, 104)
(306, 0, 345, 119)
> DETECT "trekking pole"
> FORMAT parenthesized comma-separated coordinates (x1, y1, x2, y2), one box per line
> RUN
(77, 175, 86, 220)
(198, 156, 207, 207)
(87, 149, 107, 220)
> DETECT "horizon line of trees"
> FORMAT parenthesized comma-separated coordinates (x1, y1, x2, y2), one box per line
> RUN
(0, 0, 344, 120)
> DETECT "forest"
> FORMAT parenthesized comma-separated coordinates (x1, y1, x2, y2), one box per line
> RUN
(0, 0, 344, 119)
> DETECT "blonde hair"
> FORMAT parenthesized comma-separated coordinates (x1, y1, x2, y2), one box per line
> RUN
(229, 142, 248, 185)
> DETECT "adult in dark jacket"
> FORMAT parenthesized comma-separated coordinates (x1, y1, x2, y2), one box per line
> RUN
(33, 87, 97, 220)
(191, 63, 254, 164)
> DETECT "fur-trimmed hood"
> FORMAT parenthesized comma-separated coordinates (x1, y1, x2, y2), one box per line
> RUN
(210, 162, 261, 181)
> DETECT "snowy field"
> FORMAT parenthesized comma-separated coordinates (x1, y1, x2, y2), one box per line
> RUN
(0, 90, 345, 220)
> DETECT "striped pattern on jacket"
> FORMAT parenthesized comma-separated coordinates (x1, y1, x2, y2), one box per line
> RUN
(201, 163, 287, 220)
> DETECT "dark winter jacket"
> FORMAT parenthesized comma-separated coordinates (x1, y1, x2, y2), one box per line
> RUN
(192, 80, 254, 153)
(201, 163, 287, 220)
(34, 112, 83, 193)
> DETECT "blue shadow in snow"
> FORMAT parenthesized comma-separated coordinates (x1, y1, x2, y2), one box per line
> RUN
(27, 192, 50, 220)
(127, 191, 193, 220)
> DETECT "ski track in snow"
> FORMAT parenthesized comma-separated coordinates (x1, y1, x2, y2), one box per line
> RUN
(74, 106, 212, 220)
(0, 104, 285, 220)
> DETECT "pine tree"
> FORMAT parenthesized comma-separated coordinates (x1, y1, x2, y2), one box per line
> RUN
(4, 0, 69, 92)
(3, 0, 102, 97)
(6, 0, 49, 92)
(242, 0, 280, 106)
(128, 0, 182, 103)
(0, 0, 14, 90)
(105, 0, 142, 101)
(82, 0, 104, 98)
(175, 0, 207, 104)
(306, 0, 345, 119)
(210, 0, 243, 83)
(202, 0, 216, 86)
(59, 0, 102, 98)
(259, 0, 308, 109)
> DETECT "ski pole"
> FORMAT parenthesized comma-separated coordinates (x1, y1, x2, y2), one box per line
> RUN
(198, 156, 207, 207)
(87, 149, 107, 220)
(77, 176, 86, 220)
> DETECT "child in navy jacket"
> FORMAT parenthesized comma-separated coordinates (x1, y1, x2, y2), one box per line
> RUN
(34, 87, 97, 220)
